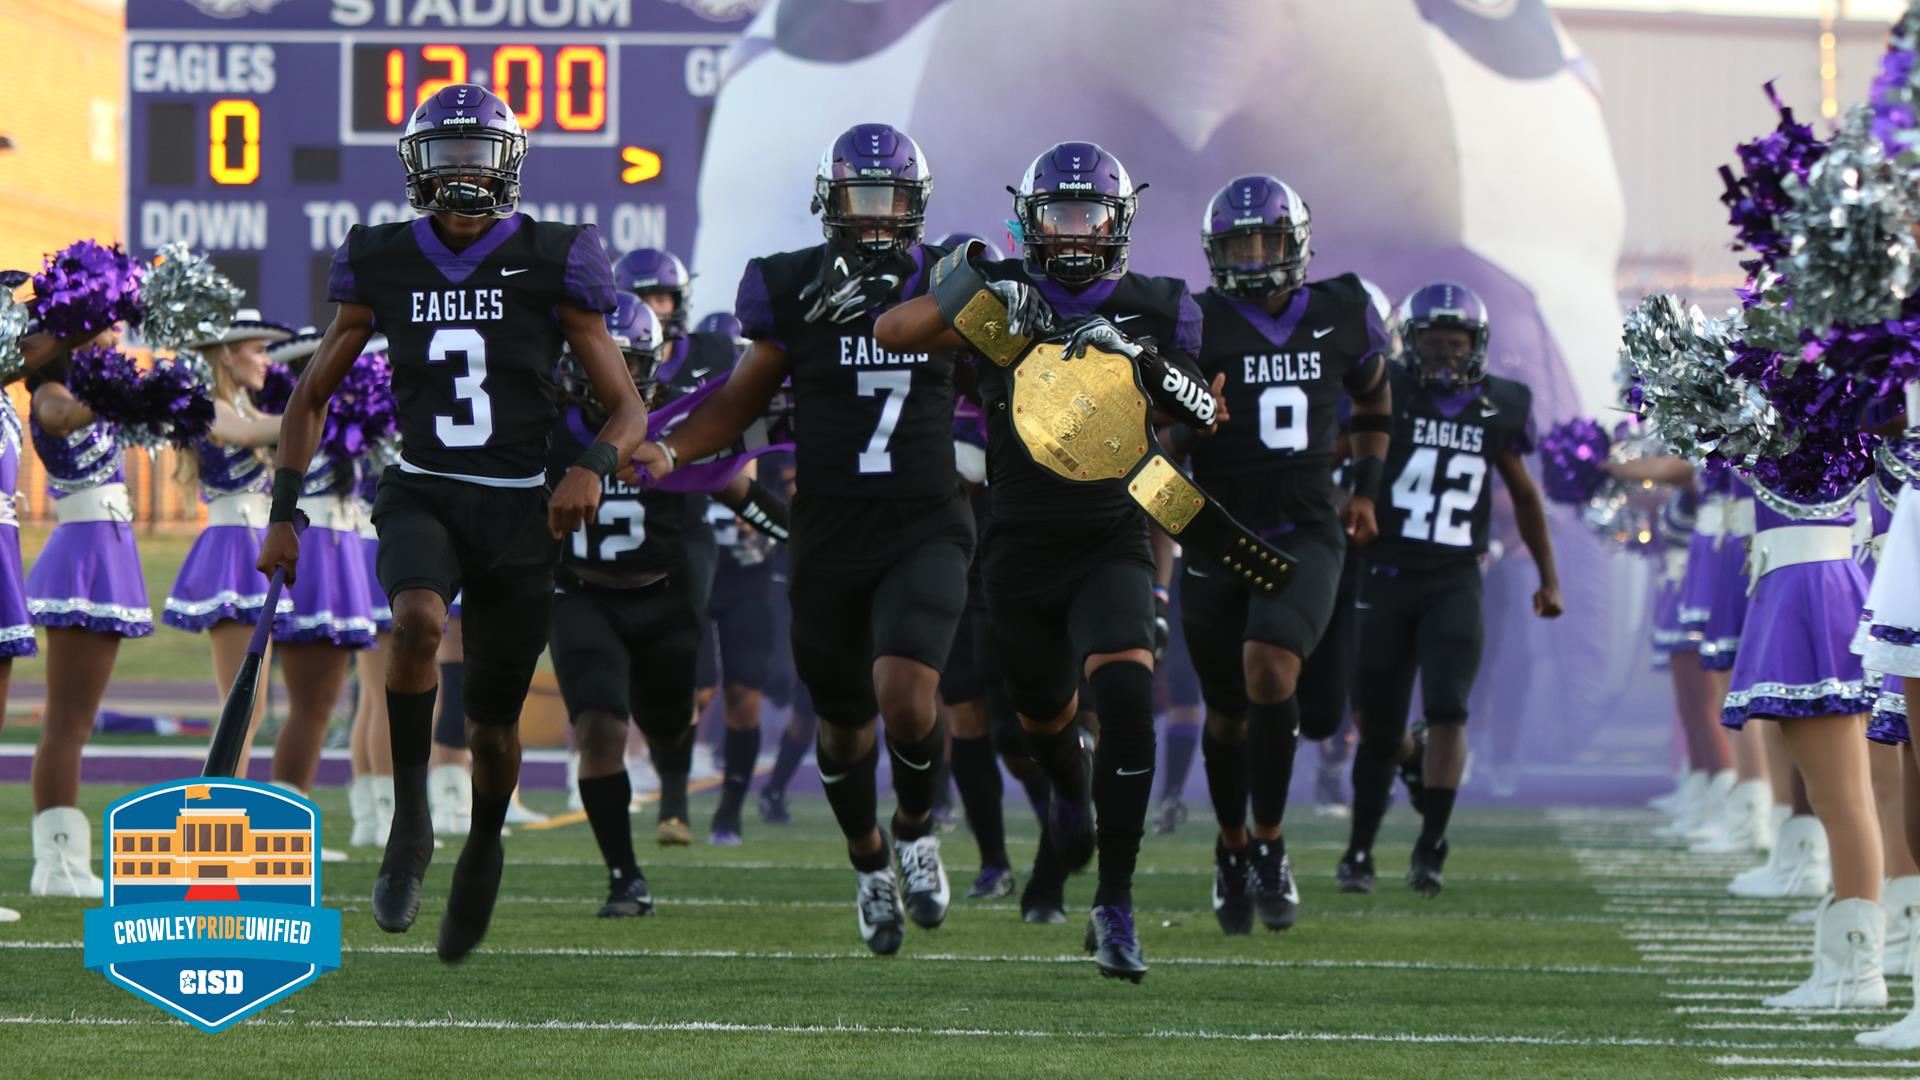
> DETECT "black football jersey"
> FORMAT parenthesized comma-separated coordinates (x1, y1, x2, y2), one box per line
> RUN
(971, 260, 1203, 526)
(1367, 365, 1535, 569)
(1188, 276, 1387, 528)
(547, 404, 692, 578)
(734, 243, 960, 500)
(658, 331, 738, 397)
(327, 214, 616, 484)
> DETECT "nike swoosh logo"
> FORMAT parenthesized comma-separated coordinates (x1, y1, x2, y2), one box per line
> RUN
(1116, 767, 1153, 777)
(501, 268, 530, 277)
(1480, 404, 1499, 417)
(1313, 326, 1335, 339)
(890, 748, 932, 772)
(689, 367, 712, 380)
(818, 771, 848, 784)
(1114, 313, 1144, 323)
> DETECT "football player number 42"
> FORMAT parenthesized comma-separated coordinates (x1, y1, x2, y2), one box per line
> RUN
(428, 328, 494, 448)
(857, 370, 910, 474)
(1391, 447, 1486, 546)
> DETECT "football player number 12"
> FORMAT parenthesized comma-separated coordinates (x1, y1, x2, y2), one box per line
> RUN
(857, 370, 910, 474)
(428, 328, 494, 448)
(1391, 447, 1486, 547)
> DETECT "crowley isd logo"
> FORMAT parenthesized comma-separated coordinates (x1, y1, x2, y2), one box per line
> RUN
(83, 780, 341, 1032)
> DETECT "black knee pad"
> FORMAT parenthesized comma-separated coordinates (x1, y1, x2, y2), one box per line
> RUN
(632, 701, 694, 747)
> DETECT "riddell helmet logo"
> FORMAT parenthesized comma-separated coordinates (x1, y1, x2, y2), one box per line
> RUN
(441, 115, 479, 126)
(181, 0, 290, 16)
(1056, 181, 1094, 191)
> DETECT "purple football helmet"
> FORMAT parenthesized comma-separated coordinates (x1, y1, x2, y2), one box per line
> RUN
(614, 248, 692, 339)
(398, 84, 526, 219)
(811, 123, 933, 255)
(562, 294, 665, 411)
(935, 231, 1006, 263)
(1013, 141, 1138, 286)
(1401, 281, 1491, 391)
(696, 311, 744, 339)
(1202, 175, 1312, 301)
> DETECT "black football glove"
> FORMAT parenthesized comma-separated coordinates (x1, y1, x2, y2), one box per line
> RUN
(801, 249, 915, 324)
(1152, 589, 1171, 664)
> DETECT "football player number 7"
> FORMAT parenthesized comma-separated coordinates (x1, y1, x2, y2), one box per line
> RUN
(857, 370, 911, 474)
(1391, 447, 1486, 546)
(428, 328, 495, 447)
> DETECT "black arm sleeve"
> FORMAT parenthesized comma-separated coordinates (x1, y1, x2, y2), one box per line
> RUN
(733, 479, 790, 543)
(1343, 352, 1388, 398)
(1139, 345, 1216, 429)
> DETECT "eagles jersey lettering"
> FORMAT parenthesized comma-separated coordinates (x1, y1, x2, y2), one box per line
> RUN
(734, 244, 959, 500)
(1189, 274, 1387, 528)
(548, 405, 691, 579)
(1368, 364, 1535, 569)
(327, 214, 616, 484)
(972, 260, 1204, 526)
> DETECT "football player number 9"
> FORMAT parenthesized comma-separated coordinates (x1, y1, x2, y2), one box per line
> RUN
(428, 328, 494, 448)
(1258, 385, 1308, 452)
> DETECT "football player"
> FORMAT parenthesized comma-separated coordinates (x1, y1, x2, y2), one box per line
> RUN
(1337, 282, 1562, 897)
(260, 85, 648, 963)
(635, 124, 969, 956)
(876, 140, 1221, 981)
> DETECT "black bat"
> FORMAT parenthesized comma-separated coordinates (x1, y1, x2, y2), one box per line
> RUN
(203, 512, 307, 779)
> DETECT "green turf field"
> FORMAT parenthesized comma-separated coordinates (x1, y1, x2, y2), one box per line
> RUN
(0, 785, 1896, 1078)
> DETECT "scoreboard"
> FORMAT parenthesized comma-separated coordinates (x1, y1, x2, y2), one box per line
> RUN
(125, 0, 754, 329)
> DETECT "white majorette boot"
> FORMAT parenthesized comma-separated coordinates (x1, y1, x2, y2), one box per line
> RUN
(1691, 779, 1773, 855)
(1883, 876, 1920, 982)
(566, 751, 584, 812)
(428, 763, 472, 836)
(1861, 923, 1920, 1047)
(1648, 767, 1697, 814)
(1764, 897, 1887, 1009)
(348, 774, 377, 847)
(1658, 770, 1734, 840)
(30, 806, 103, 898)
(270, 780, 347, 862)
(1729, 815, 1832, 898)
(370, 774, 396, 847)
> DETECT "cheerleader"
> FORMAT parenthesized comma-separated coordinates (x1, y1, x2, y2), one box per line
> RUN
(1722, 475, 1882, 1009)
(24, 332, 148, 898)
(264, 329, 381, 860)
(163, 311, 292, 769)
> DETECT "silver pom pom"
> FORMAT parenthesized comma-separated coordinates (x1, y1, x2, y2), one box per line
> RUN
(139, 243, 244, 351)
(0, 287, 28, 385)
(1579, 479, 1655, 553)
(1618, 294, 1795, 466)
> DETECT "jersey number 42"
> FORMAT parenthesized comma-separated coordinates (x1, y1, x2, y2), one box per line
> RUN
(1390, 447, 1485, 547)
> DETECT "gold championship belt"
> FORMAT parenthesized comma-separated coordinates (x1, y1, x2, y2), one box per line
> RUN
(931, 244, 1295, 593)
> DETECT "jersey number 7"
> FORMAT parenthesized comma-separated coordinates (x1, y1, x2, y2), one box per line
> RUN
(857, 370, 910, 475)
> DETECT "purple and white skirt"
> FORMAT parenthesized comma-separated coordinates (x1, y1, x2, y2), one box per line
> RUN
(1650, 574, 1695, 656)
(27, 500, 152, 637)
(1698, 536, 1750, 672)
(272, 511, 376, 648)
(1869, 673, 1910, 746)
(1722, 557, 1873, 728)
(164, 519, 290, 631)
(0, 521, 36, 657)
(359, 522, 392, 633)
(1863, 485, 1920, 679)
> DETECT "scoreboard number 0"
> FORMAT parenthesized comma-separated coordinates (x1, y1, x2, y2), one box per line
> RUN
(209, 99, 260, 186)
(377, 43, 607, 133)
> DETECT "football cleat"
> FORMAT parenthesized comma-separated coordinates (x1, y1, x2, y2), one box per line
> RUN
(1398, 728, 1429, 815)
(1408, 837, 1448, 898)
(656, 817, 692, 847)
(597, 868, 654, 918)
(1212, 840, 1254, 935)
(1048, 732, 1097, 872)
(1250, 840, 1300, 931)
(758, 789, 792, 825)
(855, 868, 907, 955)
(436, 835, 505, 963)
(968, 865, 1016, 900)
(708, 827, 743, 847)
(1314, 759, 1350, 819)
(1151, 797, 1188, 835)
(372, 779, 435, 933)
(1090, 905, 1148, 982)
(1021, 871, 1067, 924)
(895, 834, 951, 929)
(1336, 849, 1376, 895)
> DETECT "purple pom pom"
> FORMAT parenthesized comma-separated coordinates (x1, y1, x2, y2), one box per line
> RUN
(1539, 418, 1612, 505)
(139, 359, 215, 447)
(67, 345, 148, 425)
(254, 362, 296, 416)
(1719, 84, 1828, 275)
(320, 351, 397, 465)
(1749, 428, 1877, 506)
(30, 241, 143, 340)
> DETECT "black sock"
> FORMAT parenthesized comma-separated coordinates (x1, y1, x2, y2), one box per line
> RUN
(578, 772, 637, 877)
(1202, 728, 1248, 833)
(765, 726, 810, 797)
(1020, 720, 1090, 803)
(1016, 766, 1051, 827)
(651, 728, 693, 823)
(435, 661, 468, 749)
(381, 686, 437, 880)
(1160, 721, 1200, 801)
(950, 734, 1010, 870)
(888, 718, 946, 826)
(851, 829, 891, 874)
(1349, 754, 1396, 855)
(818, 735, 880, 845)
(469, 790, 510, 846)
(1088, 662, 1155, 910)
(1421, 786, 1459, 847)
(1248, 696, 1301, 831)
(714, 726, 760, 828)
(932, 753, 954, 815)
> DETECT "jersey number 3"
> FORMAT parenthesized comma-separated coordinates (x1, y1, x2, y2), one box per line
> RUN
(1390, 447, 1486, 547)
(857, 370, 911, 474)
(428, 328, 494, 448)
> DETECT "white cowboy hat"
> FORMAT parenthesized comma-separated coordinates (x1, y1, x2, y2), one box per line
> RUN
(187, 308, 294, 349)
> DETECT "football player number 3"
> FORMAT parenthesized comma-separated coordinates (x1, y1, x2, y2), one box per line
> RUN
(857, 370, 911, 474)
(1390, 447, 1486, 546)
(1258, 385, 1308, 452)
(428, 328, 494, 448)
